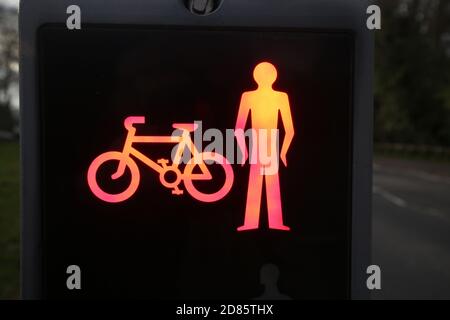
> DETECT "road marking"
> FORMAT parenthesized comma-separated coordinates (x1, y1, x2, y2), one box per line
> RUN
(424, 207, 449, 221)
(373, 186, 407, 208)
(373, 185, 450, 224)
(373, 162, 450, 186)
(413, 171, 450, 185)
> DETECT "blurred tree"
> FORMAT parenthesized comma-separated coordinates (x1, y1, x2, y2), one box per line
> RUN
(0, 5, 18, 134)
(375, 0, 450, 146)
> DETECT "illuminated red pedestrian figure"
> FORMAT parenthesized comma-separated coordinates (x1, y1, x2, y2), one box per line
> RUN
(235, 62, 294, 231)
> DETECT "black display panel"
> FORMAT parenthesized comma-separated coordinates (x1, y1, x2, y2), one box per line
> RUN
(38, 25, 354, 299)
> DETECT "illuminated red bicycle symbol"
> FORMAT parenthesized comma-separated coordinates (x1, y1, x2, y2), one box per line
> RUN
(87, 116, 234, 203)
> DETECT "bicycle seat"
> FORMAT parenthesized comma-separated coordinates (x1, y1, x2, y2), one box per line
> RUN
(172, 123, 198, 132)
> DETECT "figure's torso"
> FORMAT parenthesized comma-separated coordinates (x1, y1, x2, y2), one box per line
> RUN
(245, 89, 285, 130)
(243, 89, 286, 160)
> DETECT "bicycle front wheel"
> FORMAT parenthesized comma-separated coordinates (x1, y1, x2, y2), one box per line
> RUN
(183, 152, 234, 203)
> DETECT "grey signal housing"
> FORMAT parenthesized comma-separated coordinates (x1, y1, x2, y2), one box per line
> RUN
(19, 0, 373, 299)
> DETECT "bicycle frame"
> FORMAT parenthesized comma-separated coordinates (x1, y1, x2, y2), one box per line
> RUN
(112, 117, 211, 181)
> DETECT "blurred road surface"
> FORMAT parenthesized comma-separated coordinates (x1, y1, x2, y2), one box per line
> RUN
(372, 157, 450, 299)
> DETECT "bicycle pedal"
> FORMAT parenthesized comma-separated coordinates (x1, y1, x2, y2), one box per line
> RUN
(172, 189, 184, 195)
(157, 158, 169, 165)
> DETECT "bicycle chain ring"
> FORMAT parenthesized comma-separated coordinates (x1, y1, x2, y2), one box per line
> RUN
(157, 158, 184, 195)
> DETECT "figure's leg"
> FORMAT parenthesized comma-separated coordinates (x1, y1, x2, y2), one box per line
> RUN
(265, 173, 290, 231)
(238, 165, 263, 231)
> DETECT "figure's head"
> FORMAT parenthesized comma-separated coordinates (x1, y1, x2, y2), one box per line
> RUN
(253, 62, 277, 88)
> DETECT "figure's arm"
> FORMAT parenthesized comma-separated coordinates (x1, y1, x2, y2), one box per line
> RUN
(280, 93, 294, 167)
(235, 93, 250, 165)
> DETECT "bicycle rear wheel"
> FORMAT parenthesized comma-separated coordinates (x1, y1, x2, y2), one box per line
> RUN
(183, 152, 234, 203)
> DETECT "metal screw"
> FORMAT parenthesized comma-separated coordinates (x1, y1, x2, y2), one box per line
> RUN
(188, 0, 217, 15)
